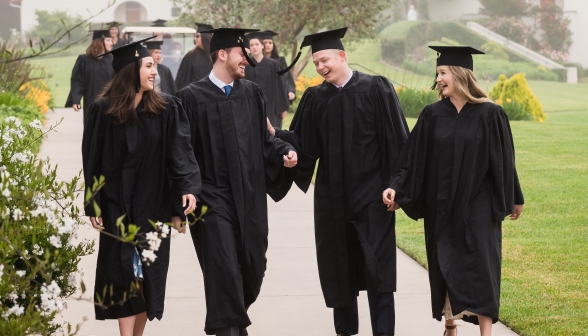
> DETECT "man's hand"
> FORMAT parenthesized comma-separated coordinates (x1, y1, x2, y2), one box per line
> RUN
(509, 204, 524, 220)
(171, 216, 185, 234)
(382, 188, 396, 205)
(90, 217, 103, 230)
(182, 194, 197, 215)
(283, 151, 297, 168)
(267, 118, 276, 136)
(288, 92, 295, 101)
(281, 111, 288, 120)
(73, 104, 81, 112)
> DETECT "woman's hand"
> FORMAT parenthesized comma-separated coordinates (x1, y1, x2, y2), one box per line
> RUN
(73, 104, 81, 112)
(510, 204, 524, 220)
(288, 92, 296, 101)
(182, 194, 197, 215)
(171, 216, 185, 234)
(283, 151, 298, 168)
(382, 188, 399, 211)
(267, 118, 276, 136)
(90, 217, 103, 230)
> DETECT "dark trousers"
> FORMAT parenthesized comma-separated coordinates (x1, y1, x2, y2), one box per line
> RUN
(333, 272, 395, 336)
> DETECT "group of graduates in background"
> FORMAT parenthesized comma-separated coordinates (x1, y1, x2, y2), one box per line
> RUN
(72, 17, 524, 336)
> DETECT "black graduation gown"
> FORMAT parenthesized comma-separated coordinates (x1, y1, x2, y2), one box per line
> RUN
(156, 63, 177, 95)
(245, 57, 290, 128)
(112, 38, 127, 49)
(389, 98, 524, 324)
(175, 77, 295, 334)
(274, 71, 409, 308)
(82, 94, 201, 321)
(277, 56, 296, 102)
(175, 48, 213, 89)
(65, 54, 114, 123)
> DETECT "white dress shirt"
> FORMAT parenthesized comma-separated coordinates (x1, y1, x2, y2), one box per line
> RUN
(209, 70, 234, 93)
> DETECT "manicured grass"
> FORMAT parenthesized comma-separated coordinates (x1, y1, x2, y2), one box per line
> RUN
(32, 55, 78, 108)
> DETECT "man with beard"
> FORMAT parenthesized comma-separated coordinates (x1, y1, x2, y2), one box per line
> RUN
(174, 28, 298, 336)
(268, 28, 409, 336)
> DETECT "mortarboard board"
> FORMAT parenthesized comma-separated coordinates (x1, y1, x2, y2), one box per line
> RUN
(99, 36, 157, 92)
(428, 46, 485, 89)
(195, 23, 214, 33)
(247, 30, 277, 42)
(277, 27, 347, 76)
(151, 19, 167, 27)
(144, 40, 163, 50)
(106, 21, 123, 29)
(92, 29, 110, 40)
(202, 28, 260, 67)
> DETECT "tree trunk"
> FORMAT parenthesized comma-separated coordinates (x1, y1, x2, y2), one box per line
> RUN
(291, 49, 313, 80)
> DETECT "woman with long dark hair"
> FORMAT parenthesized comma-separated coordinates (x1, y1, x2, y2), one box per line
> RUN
(65, 29, 114, 124)
(82, 37, 201, 336)
(262, 31, 296, 104)
(383, 46, 524, 336)
(174, 23, 213, 89)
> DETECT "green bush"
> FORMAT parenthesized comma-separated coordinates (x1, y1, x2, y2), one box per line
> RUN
(489, 73, 545, 121)
(501, 99, 533, 120)
(27, 10, 87, 48)
(0, 41, 35, 95)
(396, 85, 438, 118)
(0, 92, 42, 124)
(0, 117, 94, 335)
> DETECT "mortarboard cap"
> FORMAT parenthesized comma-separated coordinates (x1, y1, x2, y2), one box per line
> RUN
(278, 27, 347, 76)
(92, 29, 110, 40)
(106, 21, 123, 29)
(144, 40, 163, 50)
(202, 28, 260, 67)
(428, 46, 484, 71)
(151, 19, 167, 27)
(195, 23, 214, 33)
(247, 30, 278, 41)
(99, 36, 157, 92)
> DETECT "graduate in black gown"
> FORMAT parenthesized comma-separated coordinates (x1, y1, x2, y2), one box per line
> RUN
(107, 21, 126, 49)
(245, 32, 290, 129)
(82, 37, 200, 336)
(261, 31, 296, 105)
(144, 40, 177, 95)
(268, 28, 409, 336)
(383, 46, 524, 336)
(175, 23, 214, 89)
(174, 28, 298, 336)
(65, 29, 114, 124)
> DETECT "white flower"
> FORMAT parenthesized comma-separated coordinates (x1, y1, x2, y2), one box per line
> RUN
(0, 264, 4, 278)
(141, 249, 157, 264)
(8, 292, 18, 302)
(12, 209, 23, 221)
(10, 152, 29, 164)
(145, 232, 162, 252)
(57, 216, 77, 235)
(49, 235, 62, 248)
(29, 119, 42, 130)
(16, 270, 26, 277)
(2, 188, 10, 198)
(39, 281, 64, 316)
(5, 304, 24, 317)
(33, 244, 44, 256)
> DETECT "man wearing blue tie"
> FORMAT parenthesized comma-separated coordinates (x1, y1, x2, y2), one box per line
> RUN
(174, 28, 298, 336)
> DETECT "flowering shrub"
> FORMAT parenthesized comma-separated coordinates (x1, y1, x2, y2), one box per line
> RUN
(489, 73, 545, 121)
(290, 74, 324, 113)
(395, 84, 438, 118)
(0, 117, 93, 335)
(482, 17, 532, 45)
(530, 3, 572, 55)
(19, 80, 53, 115)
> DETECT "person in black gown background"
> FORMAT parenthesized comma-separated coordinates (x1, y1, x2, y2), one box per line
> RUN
(245, 32, 289, 129)
(261, 31, 296, 105)
(144, 40, 177, 95)
(174, 28, 298, 336)
(175, 23, 214, 90)
(383, 46, 524, 336)
(268, 28, 408, 336)
(65, 29, 114, 124)
(82, 37, 200, 336)
(107, 21, 126, 49)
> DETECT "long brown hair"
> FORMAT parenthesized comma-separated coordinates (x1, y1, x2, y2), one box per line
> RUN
(98, 59, 167, 125)
(438, 66, 491, 104)
(86, 38, 106, 59)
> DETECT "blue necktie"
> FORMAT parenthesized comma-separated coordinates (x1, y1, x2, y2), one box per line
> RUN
(224, 85, 232, 96)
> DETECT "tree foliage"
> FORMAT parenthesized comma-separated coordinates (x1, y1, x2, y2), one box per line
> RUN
(28, 10, 88, 48)
(173, 0, 394, 77)
(479, 0, 529, 17)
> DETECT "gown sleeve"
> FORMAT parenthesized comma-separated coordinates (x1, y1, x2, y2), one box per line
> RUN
(388, 106, 433, 220)
(256, 87, 296, 201)
(373, 76, 410, 178)
(165, 96, 202, 218)
(81, 100, 106, 216)
(162, 66, 178, 95)
(274, 88, 321, 193)
(488, 105, 525, 222)
(174, 52, 192, 89)
(65, 55, 85, 107)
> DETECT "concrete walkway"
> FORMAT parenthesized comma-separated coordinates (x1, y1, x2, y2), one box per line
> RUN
(40, 108, 518, 335)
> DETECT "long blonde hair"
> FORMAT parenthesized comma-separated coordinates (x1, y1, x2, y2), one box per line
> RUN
(438, 66, 491, 104)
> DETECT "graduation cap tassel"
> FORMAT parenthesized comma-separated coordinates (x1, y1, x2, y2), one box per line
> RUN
(238, 37, 256, 67)
(134, 50, 140, 93)
(277, 50, 301, 76)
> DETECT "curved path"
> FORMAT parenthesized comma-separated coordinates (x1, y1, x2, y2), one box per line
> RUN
(39, 108, 518, 335)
